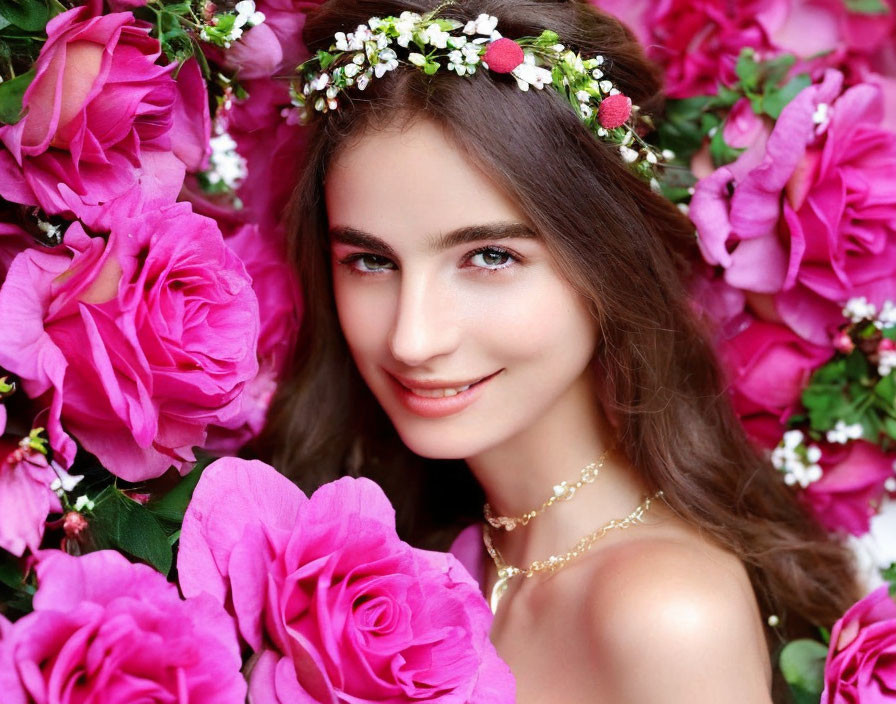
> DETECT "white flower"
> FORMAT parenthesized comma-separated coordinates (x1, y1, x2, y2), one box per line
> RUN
(645, 150, 658, 164)
(395, 11, 420, 47)
(812, 102, 830, 125)
(368, 16, 383, 30)
(344, 63, 360, 78)
(599, 79, 613, 93)
(661, 148, 676, 160)
(310, 72, 330, 91)
(782, 429, 804, 449)
(877, 301, 896, 329)
(575, 89, 591, 102)
(826, 420, 864, 444)
(73, 495, 95, 512)
(49, 466, 83, 496)
(352, 52, 365, 65)
(356, 70, 372, 90)
(448, 34, 468, 48)
(619, 145, 639, 163)
(423, 22, 450, 48)
(463, 13, 498, 36)
(843, 296, 877, 323)
(579, 103, 593, 118)
(374, 48, 398, 77)
(879, 349, 896, 377)
(314, 96, 327, 111)
(460, 44, 481, 64)
(407, 52, 426, 67)
(334, 31, 349, 51)
(447, 50, 468, 75)
(847, 496, 896, 591)
(234, 0, 265, 27)
(772, 431, 824, 488)
(594, 55, 605, 65)
(511, 53, 551, 91)
(207, 131, 247, 189)
(591, 68, 604, 79)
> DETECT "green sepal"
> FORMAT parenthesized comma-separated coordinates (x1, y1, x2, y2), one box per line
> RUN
(709, 126, 744, 168)
(763, 74, 811, 119)
(845, 0, 890, 13)
(0, 67, 34, 125)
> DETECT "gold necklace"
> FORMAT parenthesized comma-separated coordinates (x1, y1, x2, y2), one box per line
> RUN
(482, 490, 664, 613)
(483, 448, 614, 531)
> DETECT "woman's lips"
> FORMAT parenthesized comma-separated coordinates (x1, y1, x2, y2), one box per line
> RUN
(387, 370, 501, 418)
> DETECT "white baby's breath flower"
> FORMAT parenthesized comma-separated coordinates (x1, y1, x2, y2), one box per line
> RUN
(579, 103, 593, 118)
(599, 79, 613, 93)
(877, 301, 896, 329)
(234, 0, 265, 27)
(423, 22, 450, 48)
(826, 420, 864, 444)
(374, 48, 398, 77)
(619, 145, 639, 163)
(843, 296, 877, 323)
(463, 13, 498, 36)
(407, 52, 426, 66)
(49, 467, 84, 497)
(206, 131, 247, 189)
(591, 68, 604, 79)
(575, 89, 591, 102)
(879, 349, 896, 377)
(356, 70, 372, 90)
(395, 11, 419, 47)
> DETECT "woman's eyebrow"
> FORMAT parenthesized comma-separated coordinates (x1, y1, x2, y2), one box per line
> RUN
(329, 222, 538, 255)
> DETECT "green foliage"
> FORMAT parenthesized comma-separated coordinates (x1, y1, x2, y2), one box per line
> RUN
(656, 96, 712, 164)
(90, 486, 173, 575)
(883, 562, 896, 598)
(146, 459, 209, 525)
(779, 639, 829, 704)
(0, 550, 35, 619)
(0, 0, 49, 32)
(845, 0, 890, 13)
(0, 65, 33, 124)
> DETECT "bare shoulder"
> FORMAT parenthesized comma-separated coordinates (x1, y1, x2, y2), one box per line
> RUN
(585, 532, 773, 703)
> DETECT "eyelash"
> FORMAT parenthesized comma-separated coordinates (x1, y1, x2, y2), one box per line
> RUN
(337, 245, 522, 276)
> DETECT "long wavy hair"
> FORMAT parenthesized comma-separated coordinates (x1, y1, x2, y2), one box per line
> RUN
(253, 0, 862, 699)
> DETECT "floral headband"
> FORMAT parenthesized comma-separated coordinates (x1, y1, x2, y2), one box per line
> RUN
(290, 4, 671, 187)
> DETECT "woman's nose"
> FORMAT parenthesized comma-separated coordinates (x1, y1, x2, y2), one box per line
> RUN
(387, 271, 460, 367)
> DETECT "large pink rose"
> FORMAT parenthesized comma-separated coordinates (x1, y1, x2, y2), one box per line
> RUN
(691, 70, 896, 344)
(0, 202, 259, 479)
(821, 584, 896, 702)
(178, 458, 515, 704)
(0, 7, 208, 227)
(0, 550, 246, 704)
(720, 318, 833, 447)
(801, 441, 894, 536)
(205, 223, 302, 452)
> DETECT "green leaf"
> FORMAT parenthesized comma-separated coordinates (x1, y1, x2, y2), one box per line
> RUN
(881, 415, 896, 442)
(709, 127, 743, 168)
(0, 0, 48, 32)
(875, 373, 896, 405)
(0, 67, 34, 125)
(0, 15, 10, 30)
(423, 59, 440, 75)
(0, 550, 25, 590)
(91, 487, 172, 575)
(845, 349, 871, 380)
(317, 50, 336, 70)
(763, 74, 811, 119)
(845, 0, 890, 14)
(760, 54, 796, 91)
(147, 461, 208, 524)
(779, 639, 828, 702)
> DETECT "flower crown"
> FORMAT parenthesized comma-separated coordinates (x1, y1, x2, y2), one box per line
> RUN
(290, 4, 671, 186)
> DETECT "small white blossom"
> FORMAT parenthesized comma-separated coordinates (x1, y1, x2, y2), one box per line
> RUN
(594, 55, 605, 65)
(591, 68, 604, 79)
(847, 496, 896, 591)
(423, 22, 450, 48)
(596, 127, 608, 137)
(877, 301, 896, 329)
(344, 63, 360, 78)
(619, 145, 639, 163)
(310, 72, 330, 91)
(50, 466, 84, 497)
(448, 34, 468, 49)
(812, 102, 830, 126)
(826, 420, 864, 444)
(649, 178, 661, 194)
(843, 296, 877, 323)
(662, 148, 676, 160)
(374, 48, 398, 77)
(579, 103, 593, 118)
(395, 11, 420, 47)
(73, 495, 95, 512)
(771, 431, 824, 488)
(368, 16, 383, 30)
(645, 150, 658, 164)
(463, 13, 498, 36)
(879, 349, 896, 377)
(234, 0, 265, 27)
(598, 79, 613, 93)
(356, 70, 372, 90)
(407, 52, 426, 66)
(575, 90, 591, 102)
(511, 54, 551, 91)
(206, 131, 247, 189)
(677, 203, 690, 215)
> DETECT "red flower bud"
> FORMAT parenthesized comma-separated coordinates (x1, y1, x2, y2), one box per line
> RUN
(598, 93, 632, 129)
(483, 38, 524, 74)
(833, 330, 855, 354)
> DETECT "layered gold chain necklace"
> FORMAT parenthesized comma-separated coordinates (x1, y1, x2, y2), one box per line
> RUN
(481, 448, 664, 613)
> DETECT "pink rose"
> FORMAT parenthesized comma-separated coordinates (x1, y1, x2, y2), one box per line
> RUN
(205, 224, 302, 452)
(821, 585, 896, 702)
(801, 441, 893, 536)
(0, 550, 246, 704)
(224, 0, 324, 79)
(178, 457, 515, 704)
(720, 319, 832, 447)
(0, 202, 259, 479)
(691, 70, 896, 345)
(0, 7, 208, 227)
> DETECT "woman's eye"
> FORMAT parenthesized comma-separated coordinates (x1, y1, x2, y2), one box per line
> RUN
(468, 247, 515, 270)
(343, 254, 396, 273)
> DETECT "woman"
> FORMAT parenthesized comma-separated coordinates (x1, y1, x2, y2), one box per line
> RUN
(256, 0, 862, 700)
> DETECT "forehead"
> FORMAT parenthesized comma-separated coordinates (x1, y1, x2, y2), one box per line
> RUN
(324, 118, 528, 241)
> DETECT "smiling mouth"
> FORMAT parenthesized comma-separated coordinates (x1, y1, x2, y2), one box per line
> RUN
(394, 371, 500, 398)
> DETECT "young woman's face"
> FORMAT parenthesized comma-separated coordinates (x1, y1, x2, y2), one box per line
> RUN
(325, 118, 599, 459)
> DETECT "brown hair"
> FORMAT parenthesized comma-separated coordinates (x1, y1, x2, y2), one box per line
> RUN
(253, 0, 862, 698)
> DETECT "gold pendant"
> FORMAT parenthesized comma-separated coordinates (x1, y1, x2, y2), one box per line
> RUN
(490, 570, 512, 614)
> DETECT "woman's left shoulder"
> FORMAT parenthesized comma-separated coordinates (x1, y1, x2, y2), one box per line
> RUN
(583, 532, 773, 702)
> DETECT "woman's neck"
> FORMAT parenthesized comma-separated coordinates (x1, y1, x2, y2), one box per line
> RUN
(465, 369, 651, 569)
